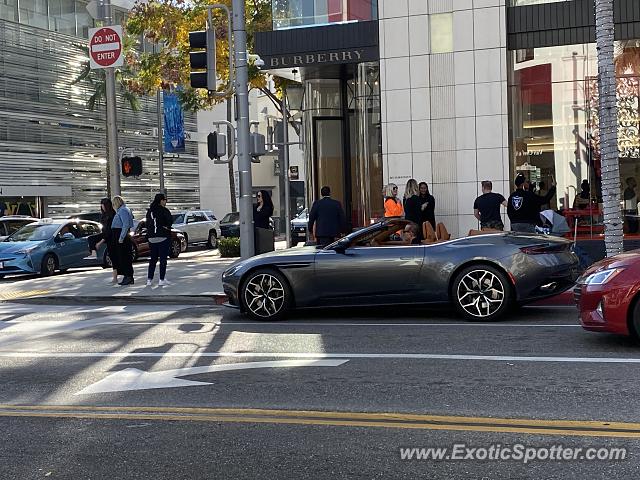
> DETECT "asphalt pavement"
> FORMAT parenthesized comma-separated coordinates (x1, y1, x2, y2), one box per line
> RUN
(0, 302, 639, 479)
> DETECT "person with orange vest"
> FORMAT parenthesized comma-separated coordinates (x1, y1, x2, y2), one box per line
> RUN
(384, 183, 404, 217)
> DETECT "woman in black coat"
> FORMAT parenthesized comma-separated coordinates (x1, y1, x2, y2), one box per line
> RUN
(253, 190, 274, 230)
(418, 182, 436, 230)
(88, 198, 117, 284)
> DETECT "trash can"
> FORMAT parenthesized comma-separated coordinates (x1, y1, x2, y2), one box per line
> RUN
(254, 227, 275, 255)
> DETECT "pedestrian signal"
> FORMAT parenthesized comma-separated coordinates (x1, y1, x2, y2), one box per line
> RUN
(121, 156, 142, 177)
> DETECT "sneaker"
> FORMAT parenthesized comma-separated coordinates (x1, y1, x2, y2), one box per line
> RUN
(158, 279, 171, 286)
(146, 279, 153, 287)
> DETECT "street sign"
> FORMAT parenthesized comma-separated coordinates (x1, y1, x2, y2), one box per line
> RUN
(88, 25, 124, 69)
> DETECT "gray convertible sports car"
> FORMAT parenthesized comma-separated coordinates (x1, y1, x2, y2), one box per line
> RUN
(222, 219, 579, 321)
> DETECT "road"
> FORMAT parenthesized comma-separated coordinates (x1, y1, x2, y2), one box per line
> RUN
(0, 302, 638, 479)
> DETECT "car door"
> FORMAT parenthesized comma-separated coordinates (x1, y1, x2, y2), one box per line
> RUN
(76, 222, 102, 266)
(187, 212, 208, 242)
(314, 244, 425, 306)
(54, 223, 86, 268)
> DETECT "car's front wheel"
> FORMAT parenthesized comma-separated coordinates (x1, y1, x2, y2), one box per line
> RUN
(452, 265, 511, 321)
(207, 230, 218, 249)
(40, 254, 57, 277)
(169, 238, 181, 258)
(241, 269, 292, 321)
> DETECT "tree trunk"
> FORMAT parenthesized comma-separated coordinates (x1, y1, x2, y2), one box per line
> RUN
(595, 0, 623, 257)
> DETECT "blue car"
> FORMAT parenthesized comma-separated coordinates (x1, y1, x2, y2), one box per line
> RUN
(0, 219, 103, 277)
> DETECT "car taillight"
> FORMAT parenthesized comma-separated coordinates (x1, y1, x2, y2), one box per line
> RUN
(520, 244, 569, 255)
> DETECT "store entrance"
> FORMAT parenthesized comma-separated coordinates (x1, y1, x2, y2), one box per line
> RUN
(313, 117, 346, 208)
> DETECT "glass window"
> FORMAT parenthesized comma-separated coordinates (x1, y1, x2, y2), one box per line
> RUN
(19, 0, 49, 30)
(509, 40, 640, 238)
(272, 0, 377, 30)
(78, 222, 100, 236)
(49, 0, 76, 35)
(172, 214, 185, 224)
(430, 13, 453, 54)
(0, 0, 18, 22)
(75, 0, 93, 38)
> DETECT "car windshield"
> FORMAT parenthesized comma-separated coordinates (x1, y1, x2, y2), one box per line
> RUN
(4, 220, 34, 234)
(222, 213, 239, 223)
(172, 214, 185, 224)
(7, 224, 59, 242)
(295, 209, 308, 219)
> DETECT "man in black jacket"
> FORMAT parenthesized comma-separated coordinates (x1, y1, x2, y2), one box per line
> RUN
(308, 186, 347, 247)
(507, 174, 556, 233)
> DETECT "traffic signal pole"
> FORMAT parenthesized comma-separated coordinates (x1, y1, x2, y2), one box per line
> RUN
(232, 0, 255, 258)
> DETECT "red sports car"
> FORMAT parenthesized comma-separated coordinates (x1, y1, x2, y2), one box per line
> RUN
(575, 250, 640, 336)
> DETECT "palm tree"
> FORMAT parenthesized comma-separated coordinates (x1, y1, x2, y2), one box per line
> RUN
(595, 0, 623, 256)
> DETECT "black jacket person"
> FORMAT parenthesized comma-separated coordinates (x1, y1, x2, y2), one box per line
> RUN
(507, 175, 556, 233)
(308, 186, 347, 247)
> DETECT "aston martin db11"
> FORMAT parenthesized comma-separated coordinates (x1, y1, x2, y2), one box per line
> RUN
(222, 219, 579, 321)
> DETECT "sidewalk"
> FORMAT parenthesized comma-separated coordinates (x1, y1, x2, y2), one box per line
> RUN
(0, 249, 235, 304)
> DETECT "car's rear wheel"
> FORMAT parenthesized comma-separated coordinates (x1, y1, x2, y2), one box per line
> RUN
(169, 238, 181, 258)
(207, 230, 218, 249)
(452, 265, 511, 321)
(40, 254, 57, 277)
(241, 269, 292, 321)
(182, 234, 189, 252)
(630, 298, 640, 340)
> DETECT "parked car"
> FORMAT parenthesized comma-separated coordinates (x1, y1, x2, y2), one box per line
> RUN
(575, 250, 640, 337)
(291, 208, 308, 245)
(220, 212, 240, 238)
(223, 218, 580, 321)
(67, 212, 102, 223)
(171, 210, 221, 250)
(0, 216, 39, 241)
(101, 219, 187, 268)
(0, 219, 102, 277)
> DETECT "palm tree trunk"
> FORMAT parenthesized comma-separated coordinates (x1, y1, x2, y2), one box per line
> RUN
(595, 0, 623, 256)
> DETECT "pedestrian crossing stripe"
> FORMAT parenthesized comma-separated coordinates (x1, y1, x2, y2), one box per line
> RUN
(0, 290, 51, 300)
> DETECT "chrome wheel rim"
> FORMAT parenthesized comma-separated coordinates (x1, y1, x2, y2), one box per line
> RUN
(244, 273, 285, 318)
(45, 256, 55, 274)
(456, 269, 505, 318)
(171, 240, 180, 256)
(209, 232, 217, 247)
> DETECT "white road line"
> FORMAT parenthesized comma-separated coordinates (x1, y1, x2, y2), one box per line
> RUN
(1, 351, 639, 364)
(78, 322, 581, 327)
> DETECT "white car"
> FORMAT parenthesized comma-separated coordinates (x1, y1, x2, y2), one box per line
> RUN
(0, 216, 40, 241)
(170, 210, 221, 250)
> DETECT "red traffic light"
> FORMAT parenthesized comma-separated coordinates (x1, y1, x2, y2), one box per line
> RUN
(121, 156, 142, 177)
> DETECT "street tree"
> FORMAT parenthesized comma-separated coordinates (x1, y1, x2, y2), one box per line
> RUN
(595, 0, 624, 256)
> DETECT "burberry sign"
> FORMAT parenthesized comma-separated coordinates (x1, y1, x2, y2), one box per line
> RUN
(266, 47, 377, 68)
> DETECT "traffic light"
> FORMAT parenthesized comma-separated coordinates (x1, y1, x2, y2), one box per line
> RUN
(207, 131, 227, 160)
(189, 26, 216, 90)
(121, 156, 142, 177)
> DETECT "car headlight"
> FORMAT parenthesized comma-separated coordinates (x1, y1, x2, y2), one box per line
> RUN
(223, 265, 242, 278)
(16, 246, 37, 255)
(581, 268, 624, 285)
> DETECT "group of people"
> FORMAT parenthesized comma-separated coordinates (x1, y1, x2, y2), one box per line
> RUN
(384, 180, 436, 231)
(88, 193, 173, 287)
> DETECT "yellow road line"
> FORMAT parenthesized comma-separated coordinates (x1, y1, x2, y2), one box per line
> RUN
(0, 290, 51, 300)
(1, 405, 639, 438)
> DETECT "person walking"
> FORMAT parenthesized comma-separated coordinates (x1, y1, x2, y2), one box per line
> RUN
(88, 198, 118, 284)
(403, 179, 422, 225)
(383, 183, 403, 218)
(473, 181, 507, 230)
(507, 174, 556, 233)
(308, 186, 347, 247)
(146, 193, 173, 287)
(111, 195, 135, 285)
(418, 182, 436, 230)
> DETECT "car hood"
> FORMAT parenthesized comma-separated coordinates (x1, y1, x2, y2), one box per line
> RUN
(0, 240, 44, 254)
(291, 219, 307, 226)
(582, 249, 640, 275)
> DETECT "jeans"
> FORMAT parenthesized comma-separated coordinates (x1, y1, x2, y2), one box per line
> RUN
(511, 223, 536, 233)
(148, 239, 169, 280)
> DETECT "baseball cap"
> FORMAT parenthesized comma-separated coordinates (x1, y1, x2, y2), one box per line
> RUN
(515, 174, 527, 186)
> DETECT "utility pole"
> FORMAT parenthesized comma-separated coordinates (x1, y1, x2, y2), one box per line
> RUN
(155, 42, 165, 194)
(282, 91, 292, 248)
(232, 0, 255, 258)
(100, 0, 121, 197)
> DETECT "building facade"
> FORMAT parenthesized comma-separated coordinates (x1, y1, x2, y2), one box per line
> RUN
(0, 3, 200, 218)
(256, 0, 640, 243)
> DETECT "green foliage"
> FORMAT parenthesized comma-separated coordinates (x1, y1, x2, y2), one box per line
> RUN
(218, 237, 241, 257)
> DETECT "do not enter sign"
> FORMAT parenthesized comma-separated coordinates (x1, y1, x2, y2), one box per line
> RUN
(88, 25, 124, 69)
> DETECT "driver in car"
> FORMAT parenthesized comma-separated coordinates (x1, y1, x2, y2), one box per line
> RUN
(402, 223, 420, 245)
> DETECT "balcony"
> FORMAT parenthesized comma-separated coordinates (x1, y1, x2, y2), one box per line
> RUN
(272, 0, 377, 30)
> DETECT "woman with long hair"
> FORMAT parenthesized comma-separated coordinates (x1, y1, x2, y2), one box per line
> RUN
(88, 198, 118, 284)
(383, 183, 403, 218)
(418, 181, 436, 230)
(146, 193, 173, 286)
(253, 190, 274, 229)
(403, 179, 421, 226)
(111, 195, 135, 286)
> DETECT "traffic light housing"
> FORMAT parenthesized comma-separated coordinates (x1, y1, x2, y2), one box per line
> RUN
(189, 27, 216, 90)
(121, 156, 142, 177)
(207, 131, 227, 160)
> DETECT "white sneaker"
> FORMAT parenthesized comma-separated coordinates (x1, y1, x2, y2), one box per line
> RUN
(158, 279, 171, 286)
(146, 279, 153, 287)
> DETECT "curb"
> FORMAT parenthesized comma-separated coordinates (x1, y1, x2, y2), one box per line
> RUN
(1, 293, 229, 306)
